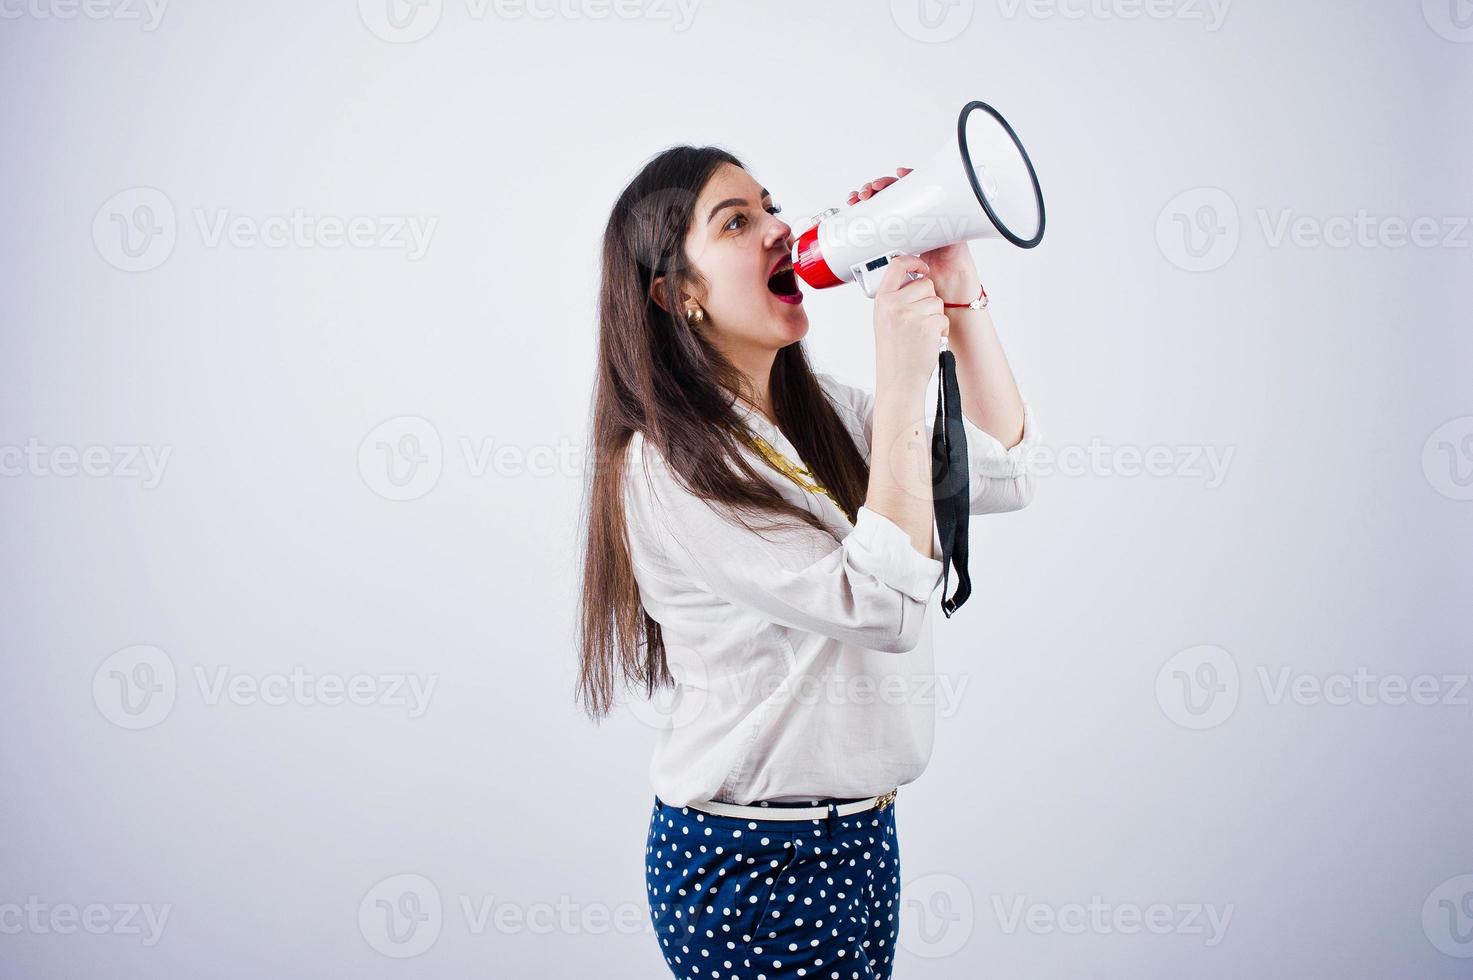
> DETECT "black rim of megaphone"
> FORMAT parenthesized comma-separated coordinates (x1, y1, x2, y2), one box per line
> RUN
(957, 101, 1046, 249)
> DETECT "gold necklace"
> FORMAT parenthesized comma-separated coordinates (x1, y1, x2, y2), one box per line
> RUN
(738, 430, 855, 524)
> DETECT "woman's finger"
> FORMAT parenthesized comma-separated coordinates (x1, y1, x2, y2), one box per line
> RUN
(876, 254, 930, 295)
(848, 170, 910, 203)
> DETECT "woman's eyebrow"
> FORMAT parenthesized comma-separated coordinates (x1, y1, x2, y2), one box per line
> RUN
(706, 188, 771, 225)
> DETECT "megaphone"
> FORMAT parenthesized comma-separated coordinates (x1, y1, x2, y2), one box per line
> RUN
(787, 101, 1046, 621)
(791, 100, 1045, 298)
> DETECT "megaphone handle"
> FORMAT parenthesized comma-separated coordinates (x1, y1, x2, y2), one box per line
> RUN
(853, 250, 923, 298)
(854, 254, 945, 351)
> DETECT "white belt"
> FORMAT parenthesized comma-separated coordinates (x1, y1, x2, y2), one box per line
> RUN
(686, 787, 898, 822)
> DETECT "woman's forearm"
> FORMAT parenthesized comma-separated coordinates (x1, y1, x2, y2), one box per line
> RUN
(865, 375, 936, 559)
(936, 274, 1026, 449)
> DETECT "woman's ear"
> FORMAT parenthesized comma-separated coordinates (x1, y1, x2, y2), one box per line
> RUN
(650, 275, 701, 317)
(648, 274, 671, 314)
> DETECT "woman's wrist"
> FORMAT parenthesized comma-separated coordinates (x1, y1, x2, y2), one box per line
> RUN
(873, 373, 929, 413)
(932, 272, 983, 304)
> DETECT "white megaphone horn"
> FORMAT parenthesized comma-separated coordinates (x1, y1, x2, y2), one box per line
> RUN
(791, 100, 1045, 299)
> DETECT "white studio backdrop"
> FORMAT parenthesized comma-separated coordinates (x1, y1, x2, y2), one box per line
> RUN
(1, 1, 1469, 977)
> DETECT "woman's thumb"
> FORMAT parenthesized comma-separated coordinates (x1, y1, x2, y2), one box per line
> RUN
(878, 254, 929, 292)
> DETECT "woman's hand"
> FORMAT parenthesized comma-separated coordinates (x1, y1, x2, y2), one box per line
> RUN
(871, 252, 947, 391)
(846, 167, 982, 295)
(867, 251, 947, 540)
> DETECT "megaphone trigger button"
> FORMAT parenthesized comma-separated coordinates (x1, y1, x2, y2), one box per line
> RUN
(808, 206, 840, 227)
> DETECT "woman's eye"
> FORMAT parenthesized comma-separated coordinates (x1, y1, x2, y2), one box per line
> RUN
(724, 204, 781, 232)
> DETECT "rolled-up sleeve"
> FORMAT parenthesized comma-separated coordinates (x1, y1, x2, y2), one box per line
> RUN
(960, 398, 1039, 514)
(624, 433, 943, 654)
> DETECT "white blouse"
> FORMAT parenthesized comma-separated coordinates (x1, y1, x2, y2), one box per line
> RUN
(622, 371, 1039, 807)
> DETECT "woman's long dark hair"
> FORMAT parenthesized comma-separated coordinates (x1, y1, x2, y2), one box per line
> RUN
(575, 145, 870, 723)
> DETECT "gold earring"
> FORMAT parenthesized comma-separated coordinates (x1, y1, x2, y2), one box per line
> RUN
(685, 305, 706, 325)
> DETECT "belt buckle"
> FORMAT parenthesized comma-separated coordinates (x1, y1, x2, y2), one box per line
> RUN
(873, 788, 898, 812)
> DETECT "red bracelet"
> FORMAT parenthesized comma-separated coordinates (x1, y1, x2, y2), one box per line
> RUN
(942, 283, 989, 310)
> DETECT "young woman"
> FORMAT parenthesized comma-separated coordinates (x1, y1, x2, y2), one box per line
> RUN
(576, 145, 1039, 980)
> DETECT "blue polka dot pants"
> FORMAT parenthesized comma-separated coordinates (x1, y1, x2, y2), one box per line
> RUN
(645, 794, 901, 980)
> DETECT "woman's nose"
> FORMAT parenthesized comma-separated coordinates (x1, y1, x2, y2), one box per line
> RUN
(766, 215, 794, 249)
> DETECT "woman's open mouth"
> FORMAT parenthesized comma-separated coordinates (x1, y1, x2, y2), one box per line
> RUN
(766, 258, 803, 305)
